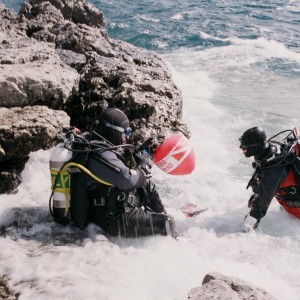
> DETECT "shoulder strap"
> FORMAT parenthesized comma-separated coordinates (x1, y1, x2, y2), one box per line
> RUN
(292, 156, 300, 187)
(89, 152, 122, 173)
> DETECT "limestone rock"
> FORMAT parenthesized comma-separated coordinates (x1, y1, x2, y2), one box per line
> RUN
(0, 275, 19, 300)
(0, 35, 80, 108)
(0, 106, 70, 193)
(0, 0, 190, 194)
(188, 272, 277, 300)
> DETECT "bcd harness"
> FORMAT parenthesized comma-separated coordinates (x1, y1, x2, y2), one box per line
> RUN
(275, 148, 300, 207)
(49, 128, 141, 228)
(247, 128, 300, 207)
(274, 129, 300, 206)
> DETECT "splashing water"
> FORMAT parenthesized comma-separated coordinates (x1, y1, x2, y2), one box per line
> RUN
(1, 0, 300, 299)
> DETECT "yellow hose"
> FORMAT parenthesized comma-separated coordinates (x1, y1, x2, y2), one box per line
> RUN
(56, 162, 113, 216)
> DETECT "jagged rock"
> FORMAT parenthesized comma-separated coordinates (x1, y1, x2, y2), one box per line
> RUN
(0, 275, 19, 299)
(0, 106, 70, 193)
(0, 0, 190, 194)
(0, 106, 70, 160)
(0, 163, 27, 194)
(188, 272, 277, 300)
(65, 49, 185, 139)
(24, 0, 105, 28)
(0, 35, 80, 108)
(0, 4, 25, 36)
(16, 0, 188, 138)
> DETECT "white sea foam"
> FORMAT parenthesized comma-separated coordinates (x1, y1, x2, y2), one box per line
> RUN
(110, 22, 130, 29)
(135, 14, 160, 23)
(198, 31, 224, 41)
(277, 0, 300, 12)
(170, 13, 183, 20)
(1, 48, 300, 300)
(1, 7, 300, 300)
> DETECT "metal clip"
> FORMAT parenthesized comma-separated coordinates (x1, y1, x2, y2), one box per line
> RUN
(117, 192, 126, 201)
(127, 194, 135, 205)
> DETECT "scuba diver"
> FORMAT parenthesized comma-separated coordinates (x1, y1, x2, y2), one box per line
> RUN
(50, 108, 175, 238)
(239, 126, 300, 232)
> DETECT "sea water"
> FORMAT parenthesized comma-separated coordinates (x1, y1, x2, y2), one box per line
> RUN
(1, 0, 300, 299)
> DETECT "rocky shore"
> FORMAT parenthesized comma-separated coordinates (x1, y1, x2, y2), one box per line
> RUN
(0, 271, 277, 300)
(188, 272, 276, 300)
(0, 0, 189, 194)
(0, 1, 277, 299)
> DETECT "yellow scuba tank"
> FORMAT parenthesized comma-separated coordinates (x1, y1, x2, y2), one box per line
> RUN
(49, 142, 72, 223)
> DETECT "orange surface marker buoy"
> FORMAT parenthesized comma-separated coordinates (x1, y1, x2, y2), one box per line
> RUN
(153, 133, 195, 175)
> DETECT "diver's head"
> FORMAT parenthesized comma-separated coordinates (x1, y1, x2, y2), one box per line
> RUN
(239, 127, 268, 158)
(94, 108, 132, 145)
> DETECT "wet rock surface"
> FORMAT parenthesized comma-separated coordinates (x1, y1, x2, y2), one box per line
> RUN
(0, 0, 190, 194)
(0, 275, 19, 299)
(0, 106, 70, 193)
(188, 272, 277, 300)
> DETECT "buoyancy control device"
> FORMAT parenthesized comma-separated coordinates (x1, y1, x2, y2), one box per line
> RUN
(49, 128, 128, 228)
(270, 128, 300, 217)
(49, 127, 94, 226)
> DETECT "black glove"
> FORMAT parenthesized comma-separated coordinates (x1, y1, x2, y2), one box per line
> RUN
(252, 161, 258, 169)
(248, 176, 260, 194)
(123, 148, 138, 169)
(134, 152, 152, 175)
(138, 137, 161, 157)
(248, 194, 258, 208)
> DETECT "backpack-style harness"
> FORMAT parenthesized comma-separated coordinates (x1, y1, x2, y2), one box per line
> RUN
(274, 129, 300, 216)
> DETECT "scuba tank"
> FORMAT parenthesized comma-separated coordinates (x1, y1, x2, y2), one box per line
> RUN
(49, 132, 73, 224)
(49, 128, 115, 228)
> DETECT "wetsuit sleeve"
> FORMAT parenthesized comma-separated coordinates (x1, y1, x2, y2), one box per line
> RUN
(87, 150, 146, 191)
(250, 165, 287, 220)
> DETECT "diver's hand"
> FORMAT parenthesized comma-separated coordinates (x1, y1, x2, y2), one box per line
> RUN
(248, 194, 258, 208)
(241, 214, 259, 233)
(138, 137, 161, 157)
(250, 179, 260, 194)
(134, 152, 152, 175)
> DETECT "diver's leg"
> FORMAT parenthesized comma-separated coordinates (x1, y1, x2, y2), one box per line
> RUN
(120, 207, 176, 238)
(143, 180, 166, 213)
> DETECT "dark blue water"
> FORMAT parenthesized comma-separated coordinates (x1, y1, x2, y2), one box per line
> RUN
(4, 0, 300, 53)
(94, 0, 300, 53)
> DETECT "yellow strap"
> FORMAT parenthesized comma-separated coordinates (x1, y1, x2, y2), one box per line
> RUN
(61, 162, 113, 186)
(57, 162, 113, 216)
(60, 169, 69, 215)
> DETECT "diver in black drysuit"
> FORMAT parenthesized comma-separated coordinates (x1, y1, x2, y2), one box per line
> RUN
(239, 127, 300, 232)
(72, 108, 175, 238)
